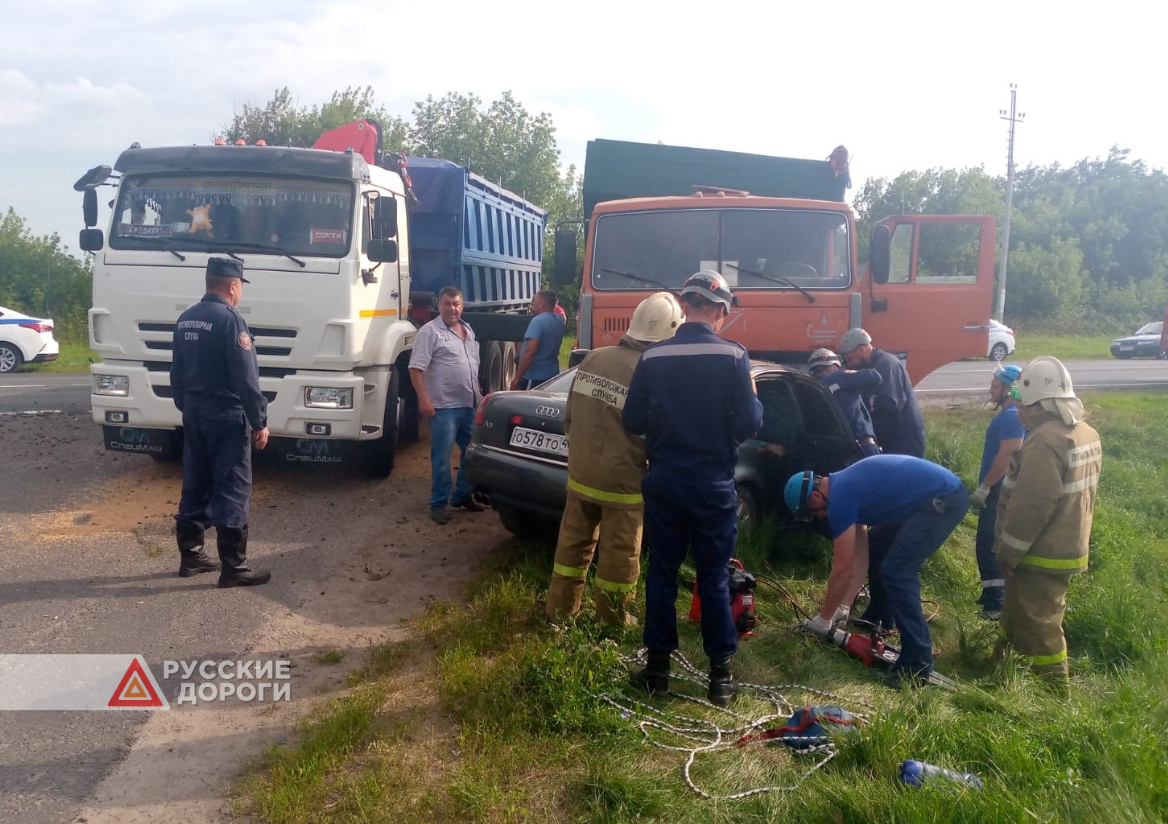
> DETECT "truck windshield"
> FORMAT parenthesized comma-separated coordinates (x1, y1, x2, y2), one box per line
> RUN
(590, 208, 851, 291)
(109, 174, 355, 258)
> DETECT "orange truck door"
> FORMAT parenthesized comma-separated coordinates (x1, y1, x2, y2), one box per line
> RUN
(861, 215, 995, 384)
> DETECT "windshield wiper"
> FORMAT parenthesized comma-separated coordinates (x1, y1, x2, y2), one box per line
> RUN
(725, 263, 816, 304)
(599, 267, 678, 295)
(152, 236, 307, 268)
(222, 241, 306, 268)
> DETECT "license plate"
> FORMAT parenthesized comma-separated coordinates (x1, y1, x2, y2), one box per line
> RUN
(509, 426, 567, 457)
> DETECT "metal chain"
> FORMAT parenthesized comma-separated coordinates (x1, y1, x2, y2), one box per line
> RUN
(593, 650, 878, 801)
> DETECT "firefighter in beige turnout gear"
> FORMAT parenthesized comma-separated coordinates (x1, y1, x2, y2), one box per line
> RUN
(546, 293, 685, 626)
(993, 356, 1102, 687)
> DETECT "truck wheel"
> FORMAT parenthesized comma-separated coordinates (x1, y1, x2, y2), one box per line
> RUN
(362, 367, 400, 478)
(483, 341, 504, 394)
(399, 360, 420, 442)
(501, 342, 518, 390)
(0, 343, 22, 373)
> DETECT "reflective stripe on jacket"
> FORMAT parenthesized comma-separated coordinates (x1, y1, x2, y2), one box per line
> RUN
(563, 337, 647, 507)
(995, 417, 1102, 574)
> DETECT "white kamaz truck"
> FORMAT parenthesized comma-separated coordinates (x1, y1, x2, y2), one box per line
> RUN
(76, 120, 546, 477)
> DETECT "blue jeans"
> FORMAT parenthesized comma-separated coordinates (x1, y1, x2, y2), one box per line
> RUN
(429, 407, 474, 509)
(974, 485, 1004, 610)
(869, 486, 969, 676)
(641, 472, 739, 660)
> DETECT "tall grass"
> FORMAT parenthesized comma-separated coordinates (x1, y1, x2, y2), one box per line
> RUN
(240, 392, 1168, 823)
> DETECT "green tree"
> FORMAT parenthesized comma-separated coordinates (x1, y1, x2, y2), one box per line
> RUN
(222, 86, 409, 151)
(0, 208, 92, 341)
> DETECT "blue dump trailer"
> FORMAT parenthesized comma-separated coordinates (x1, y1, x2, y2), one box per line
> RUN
(405, 158, 548, 392)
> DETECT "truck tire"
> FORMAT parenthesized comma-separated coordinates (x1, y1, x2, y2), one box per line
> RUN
(399, 359, 420, 443)
(362, 367, 400, 478)
(501, 341, 518, 390)
(483, 341, 504, 394)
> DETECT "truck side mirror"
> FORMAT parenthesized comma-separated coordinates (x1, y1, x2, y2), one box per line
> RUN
(868, 224, 892, 285)
(553, 229, 578, 285)
(83, 189, 99, 228)
(79, 228, 104, 252)
(374, 196, 398, 239)
(367, 239, 398, 263)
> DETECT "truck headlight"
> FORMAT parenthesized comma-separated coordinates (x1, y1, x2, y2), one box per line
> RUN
(93, 374, 129, 397)
(304, 387, 353, 409)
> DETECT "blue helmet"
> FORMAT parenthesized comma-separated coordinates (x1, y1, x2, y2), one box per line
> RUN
(994, 364, 1022, 385)
(784, 471, 819, 518)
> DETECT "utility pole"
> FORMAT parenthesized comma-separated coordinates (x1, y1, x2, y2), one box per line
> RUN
(995, 84, 1025, 322)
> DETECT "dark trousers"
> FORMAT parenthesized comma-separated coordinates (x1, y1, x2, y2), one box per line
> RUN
(641, 472, 738, 660)
(176, 401, 252, 531)
(862, 486, 969, 675)
(974, 485, 1005, 610)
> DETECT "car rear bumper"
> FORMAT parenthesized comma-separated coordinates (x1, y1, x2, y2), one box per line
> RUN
(464, 442, 567, 521)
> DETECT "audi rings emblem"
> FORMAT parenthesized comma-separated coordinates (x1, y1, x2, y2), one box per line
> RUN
(535, 405, 560, 417)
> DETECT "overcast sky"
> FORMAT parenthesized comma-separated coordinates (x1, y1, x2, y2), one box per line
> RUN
(2, 0, 1165, 252)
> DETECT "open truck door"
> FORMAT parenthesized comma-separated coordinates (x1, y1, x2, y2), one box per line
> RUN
(862, 215, 995, 385)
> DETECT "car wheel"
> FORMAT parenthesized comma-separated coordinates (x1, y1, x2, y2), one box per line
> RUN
(989, 342, 1008, 361)
(0, 343, 22, 373)
(736, 485, 758, 539)
(497, 507, 551, 539)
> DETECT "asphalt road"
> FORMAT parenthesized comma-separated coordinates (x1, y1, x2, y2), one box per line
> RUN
(915, 357, 1168, 403)
(0, 375, 91, 415)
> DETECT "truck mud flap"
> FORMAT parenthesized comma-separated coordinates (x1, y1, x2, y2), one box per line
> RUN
(273, 437, 353, 465)
(102, 425, 174, 455)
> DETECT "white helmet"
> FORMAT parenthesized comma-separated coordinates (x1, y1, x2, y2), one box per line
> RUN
(679, 270, 734, 313)
(1016, 356, 1075, 406)
(808, 348, 842, 371)
(627, 292, 685, 343)
(838, 327, 872, 354)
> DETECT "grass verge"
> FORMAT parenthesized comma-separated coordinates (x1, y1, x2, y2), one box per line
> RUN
(1010, 333, 1114, 361)
(239, 392, 1168, 823)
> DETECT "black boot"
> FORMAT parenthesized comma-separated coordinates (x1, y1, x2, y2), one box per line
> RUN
(707, 656, 737, 707)
(217, 526, 271, 588)
(629, 650, 671, 696)
(177, 523, 220, 578)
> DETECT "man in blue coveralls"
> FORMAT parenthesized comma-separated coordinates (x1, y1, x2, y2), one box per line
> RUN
(623, 270, 763, 706)
(807, 347, 882, 457)
(511, 289, 566, 390)
(171, 258, 272, 587)
(971, 363, 1026, 619)
(785, 455, 968, 688)
(838, 328, 925, 458)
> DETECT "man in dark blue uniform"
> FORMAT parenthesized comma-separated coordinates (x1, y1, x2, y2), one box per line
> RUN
(623, 270, 763, 706)
(171, 258, 272, 587)
(808, 347, 882, 457)
(838, 328, 925, 458)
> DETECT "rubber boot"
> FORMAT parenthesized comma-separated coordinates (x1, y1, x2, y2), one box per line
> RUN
(177, 523, 220, 578)
(595, 589, 638, 628)
(707, 656, 737, 707)
(629, 650, 671, 696)
(217, 526, 272, 588)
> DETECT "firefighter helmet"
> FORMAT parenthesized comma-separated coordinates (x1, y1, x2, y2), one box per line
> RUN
(1016, 356, 1076, 405)
(679, 270, 734, 313)
(838, 327, 872, 354)
(808, 348, 842, 371)
(627, 292, 685, 343)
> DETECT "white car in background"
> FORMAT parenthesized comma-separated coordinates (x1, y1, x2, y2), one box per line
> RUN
(988, 319, 1016, 362)
(0, 306, 59, 373)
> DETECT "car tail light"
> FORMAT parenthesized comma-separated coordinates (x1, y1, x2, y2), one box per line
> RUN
(18, 322, 52, 333)
(474, 393, 492, 425)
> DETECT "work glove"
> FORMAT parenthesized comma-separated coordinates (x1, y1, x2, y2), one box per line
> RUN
(803, 613, 833, 639)
(971, 484, 992, 509)
(831, 604, 850, 628)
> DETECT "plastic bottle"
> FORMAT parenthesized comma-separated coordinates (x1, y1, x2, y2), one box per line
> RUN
(899, 759, 984, 790)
